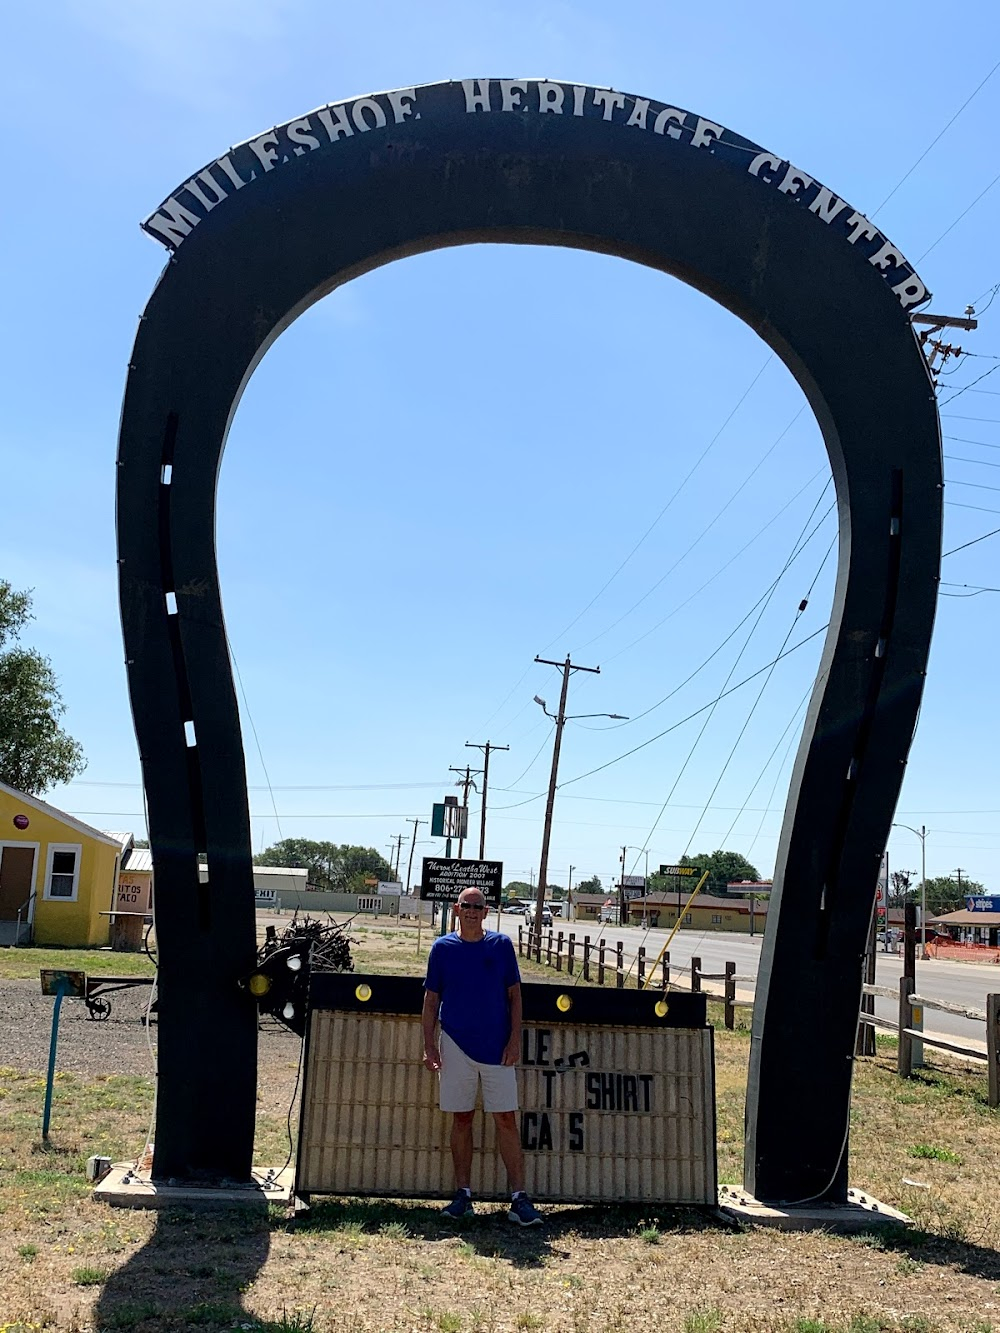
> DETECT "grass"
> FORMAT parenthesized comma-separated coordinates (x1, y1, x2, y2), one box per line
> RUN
(3, 922, 1000, 1332)
(0, 944, 155, 981)
(908, 1143, 962, 1163)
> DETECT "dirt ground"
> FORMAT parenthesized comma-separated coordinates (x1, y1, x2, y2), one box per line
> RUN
(2, 923, 1000, 1333)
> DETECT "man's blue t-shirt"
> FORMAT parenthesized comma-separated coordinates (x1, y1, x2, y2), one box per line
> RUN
(425, 931, 520, 1065)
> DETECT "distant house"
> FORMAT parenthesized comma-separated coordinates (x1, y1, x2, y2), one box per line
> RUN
(626, 891, 769, 934)
(567, 892, 607, 922)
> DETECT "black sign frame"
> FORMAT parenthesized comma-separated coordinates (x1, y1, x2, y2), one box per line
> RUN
(419, 857, 503, 905)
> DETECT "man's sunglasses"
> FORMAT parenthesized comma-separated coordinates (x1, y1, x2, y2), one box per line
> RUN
(458, 902, 487, 910)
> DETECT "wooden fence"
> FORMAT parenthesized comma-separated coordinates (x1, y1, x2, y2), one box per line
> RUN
(858, 976, 1000, 1108)
(518, 926, 1000, 1109)
(516, 925, 753, 1030)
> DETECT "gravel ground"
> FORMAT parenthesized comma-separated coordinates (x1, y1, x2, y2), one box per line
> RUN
(0, 976, 301, 1094)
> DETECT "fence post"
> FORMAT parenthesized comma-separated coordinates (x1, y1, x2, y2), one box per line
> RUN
(661, 951, 670, 991)
(568, 934, 576, 977)
(637, 947, 645, 990)
(724, 960, 735, 1030)
(898, 974, 914, 1079)
(598, 940, 606, 985)
(616, 941, 624, 989)
(547, 929, 553, 967)
(691, 957, 702, 993)
(518, 925, 523, 957)
(583, 935, 591, 982)
(555, 931, 564, 971)
(988, 994, 1000, 1110)
(534, 928, 541, 964)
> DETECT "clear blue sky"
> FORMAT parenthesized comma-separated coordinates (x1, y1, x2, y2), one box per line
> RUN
(3, 2, 999, 895)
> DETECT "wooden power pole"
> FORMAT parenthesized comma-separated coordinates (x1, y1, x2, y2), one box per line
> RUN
(531, 655, 601, 946)
(466, 740, 509, 858)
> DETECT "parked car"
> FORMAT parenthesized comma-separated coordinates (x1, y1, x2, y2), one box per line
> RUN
(529, 908, 553, 927)
(502, 904, 525, 914)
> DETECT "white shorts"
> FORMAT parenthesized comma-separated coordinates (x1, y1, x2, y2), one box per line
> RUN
(439, 1031, 519, 1113)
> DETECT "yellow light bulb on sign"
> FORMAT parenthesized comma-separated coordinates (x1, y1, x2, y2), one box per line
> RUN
(556, 993, 572, 1012)
(355, 983, 372, 1002)
(248, 973, 271, 997)
(654, 999, 669, 1018)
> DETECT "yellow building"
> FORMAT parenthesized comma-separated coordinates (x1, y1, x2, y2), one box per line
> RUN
(626, 892, 769, 934)
(0, 779, 127, 947)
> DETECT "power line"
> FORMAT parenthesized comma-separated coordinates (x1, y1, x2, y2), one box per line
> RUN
(559, 623, 829, 793)
(944, 435, 1000, 450)
(608, 490, 834, 732)
(917, 168, 1000, 263)
(939, 364, 1000, 406)
(943, 525, 1000, 557)
(680, 536, 836, 860)
(871, 56, 1000, 217)
(540, 357, 772, 649)
(576, 404, 806, 651)
(945, 453, 1000, 468)
(602, 467, 830, 666)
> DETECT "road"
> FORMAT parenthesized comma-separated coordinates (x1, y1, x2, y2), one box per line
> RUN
(495, 917, 996, 1052)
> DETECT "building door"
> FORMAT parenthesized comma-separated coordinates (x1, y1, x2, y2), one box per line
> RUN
(0, 846, 36, 920)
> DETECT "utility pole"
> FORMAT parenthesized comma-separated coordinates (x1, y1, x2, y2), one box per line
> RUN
(449, 765, 481, 859)
(912, 310, 978, 382)
(955, 868, 966, 898)
(466, 740, 509, 858)
(387, 834, 404, 879)
(618, 845, 628, 929)
(531, 654, 603, 947)
(567, 865, 575, 922)
(404, 818, 425, 895)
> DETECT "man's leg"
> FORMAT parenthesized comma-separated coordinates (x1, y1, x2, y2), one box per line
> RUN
(492, 1111, 525, 1194)
(450, 1110, 475, 1189)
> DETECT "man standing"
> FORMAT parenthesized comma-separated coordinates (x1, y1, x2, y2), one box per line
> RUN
(422, 886, 542, 1225)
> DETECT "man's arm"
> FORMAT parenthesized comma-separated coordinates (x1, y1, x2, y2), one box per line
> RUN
(502, 982, 522, 1066)
(422, 988, 442, 1071)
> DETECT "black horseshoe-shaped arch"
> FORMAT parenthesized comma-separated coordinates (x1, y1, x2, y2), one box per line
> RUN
(117, 79, 941, 1198)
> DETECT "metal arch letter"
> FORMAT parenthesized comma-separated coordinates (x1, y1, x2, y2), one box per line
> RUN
(117, 80, 941, 1196)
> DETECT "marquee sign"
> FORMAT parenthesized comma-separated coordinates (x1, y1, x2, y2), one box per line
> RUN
(296, 975, 715, 1204)
(143, 81, 927, 313)
(118, 78, 942, 1203)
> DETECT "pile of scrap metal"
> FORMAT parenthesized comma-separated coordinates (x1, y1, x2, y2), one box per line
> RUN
(244, 915, 355, 1036)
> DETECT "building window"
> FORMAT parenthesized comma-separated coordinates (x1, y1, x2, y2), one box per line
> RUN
(711, 914, 722, 924)
(357, 895, 380, 912)
(44, 844, 81, 902)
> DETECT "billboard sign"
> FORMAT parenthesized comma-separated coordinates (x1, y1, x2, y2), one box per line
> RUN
(658, 865, 698, 878)
(967, 896, 1000, 913)
(420, 858, 503, 905)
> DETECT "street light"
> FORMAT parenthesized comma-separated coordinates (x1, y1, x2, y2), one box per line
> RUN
(893, 823, 928, 957)
(619, 844, 649, 927)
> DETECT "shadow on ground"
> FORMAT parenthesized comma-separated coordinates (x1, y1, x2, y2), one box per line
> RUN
(93, 1205, 270, 1331)
(290, 1195, 724, 1268)
(846, 1221, 1000, 1283)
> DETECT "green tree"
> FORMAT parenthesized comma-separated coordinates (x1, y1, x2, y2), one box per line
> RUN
(0, 581, 85, 795)
(919, 875, 984, 918)
(573, 875, 603, 895)
(255, 839, 394, 891)
(504, 881, 534, 903)
(674, 850, 761, 896)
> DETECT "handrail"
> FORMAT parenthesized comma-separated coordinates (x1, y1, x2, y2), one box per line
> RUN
(11, 891, 37, 949)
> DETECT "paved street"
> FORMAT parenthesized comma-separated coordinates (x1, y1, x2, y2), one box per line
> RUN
(496, 917, 997, 1052)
